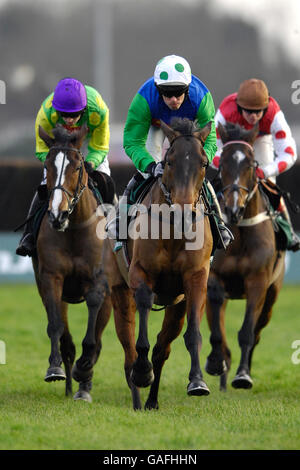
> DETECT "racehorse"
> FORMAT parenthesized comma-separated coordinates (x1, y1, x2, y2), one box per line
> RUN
(205, 122, 285, 390)
(32, 124, 112, 402)
(100, 117, 213, 410)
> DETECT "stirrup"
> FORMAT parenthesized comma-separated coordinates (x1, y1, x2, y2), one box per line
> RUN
(218, 224, 234, 249)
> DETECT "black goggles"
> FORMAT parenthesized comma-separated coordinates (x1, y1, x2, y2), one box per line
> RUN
(59, 110, 84, 118)
(240, 107, 265, 115)
(158, 85, 189, 98)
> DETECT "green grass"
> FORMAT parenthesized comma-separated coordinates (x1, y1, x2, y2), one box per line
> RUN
(0, 284, 300, 450)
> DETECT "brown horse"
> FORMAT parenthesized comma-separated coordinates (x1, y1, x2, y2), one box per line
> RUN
(32, 124, 112, 402)
(205, 123, 285, 390)
(100, 117, 213, 410)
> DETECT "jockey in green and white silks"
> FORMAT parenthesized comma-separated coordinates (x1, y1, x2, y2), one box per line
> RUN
(108, 55, 233, 250)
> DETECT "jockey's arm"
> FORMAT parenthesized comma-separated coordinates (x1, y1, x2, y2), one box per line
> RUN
(196, 91, 217, 163)
(123, 93, 157, 173)
(85, 105, 110, 169)
(211, 108, 227, 169)
(35, 105, 54, 162)
(262, 110, 297, 179)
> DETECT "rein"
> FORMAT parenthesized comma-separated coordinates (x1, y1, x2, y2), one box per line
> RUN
(49, 146, 87, 215)
(218, 139, 265, 225)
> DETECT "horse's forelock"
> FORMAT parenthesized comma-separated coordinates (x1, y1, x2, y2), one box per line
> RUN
(224, 123, 251, 141)
(170, 117, 199, 135)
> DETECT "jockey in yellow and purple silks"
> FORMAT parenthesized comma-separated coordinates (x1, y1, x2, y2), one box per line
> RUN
(16, 77, 111, 257)
(35, 79, 110, 174)
(108, 55, 233, 249)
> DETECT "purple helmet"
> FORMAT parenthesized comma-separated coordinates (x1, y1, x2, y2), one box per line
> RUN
(52, 78, 87, 113)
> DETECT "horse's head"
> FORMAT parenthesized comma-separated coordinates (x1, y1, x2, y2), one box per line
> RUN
(218, 122, 259, 225)
(160, 118, 211, 211)
(39, 123, 88, 231)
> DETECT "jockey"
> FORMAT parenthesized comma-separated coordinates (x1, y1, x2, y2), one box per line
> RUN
(16, 77, 111, 257)
(213, 78, 300, 251)
(108, 54, 233, 249)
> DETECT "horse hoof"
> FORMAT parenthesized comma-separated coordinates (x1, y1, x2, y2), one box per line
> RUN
(144, 399, 159, 411)
(231, 373, 253, 389)
(187, 380, 210, 396)
(205, 358, 227, 376)
(73, 390, 92, 403)
(44, 367, 66, 382)
(130, 368, 154, 388)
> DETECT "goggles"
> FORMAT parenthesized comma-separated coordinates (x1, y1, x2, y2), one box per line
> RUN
(240, 107, 265, 115)
(157, 85, 189, 98)
(59, 110, 84, 118)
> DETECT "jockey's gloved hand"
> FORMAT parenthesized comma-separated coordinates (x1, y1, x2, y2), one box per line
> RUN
(256, 167, 265, 179)
(84, 161, 95, 174)
(146, 161, 164, 178)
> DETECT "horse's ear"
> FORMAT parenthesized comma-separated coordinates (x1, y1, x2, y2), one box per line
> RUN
(160, 120, 179, 142)
(244, 123, 259, 145)
(193, 121, 212, 144)
(39, 126, 55, 148)
(217, 122, 228, 144)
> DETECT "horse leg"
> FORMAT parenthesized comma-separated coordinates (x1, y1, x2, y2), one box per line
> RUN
(72, 275, 109, 400)
(129, 261, 154, 388)
(248, 277, 283, 375)
(145, 301, 186, 410)
(42, 274, 67, 382)
(184, 268, 210, 396)
(232, 277, 267, 389)
(205, 276, 229, 378)
(60, 301, 76, 396)
(131, 279, 155, 388)
(74, 293, 112, 403)
(112, 284, 142, 410)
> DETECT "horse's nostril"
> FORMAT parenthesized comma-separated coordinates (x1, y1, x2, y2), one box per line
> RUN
(59, 211, 69, 223)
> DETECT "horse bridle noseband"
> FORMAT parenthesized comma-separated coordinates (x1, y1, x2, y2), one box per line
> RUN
(48, 145, 87, 215)
(218, 140, 259, 207)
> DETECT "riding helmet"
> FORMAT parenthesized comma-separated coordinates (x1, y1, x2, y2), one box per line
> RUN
(52, 78, 87, 113)
(236, 78, 269, 110)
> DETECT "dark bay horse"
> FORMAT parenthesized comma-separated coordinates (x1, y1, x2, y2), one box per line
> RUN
(205, 123, 285, 390)
(32, 124, 112, 402)
(100, 118, 213, 410)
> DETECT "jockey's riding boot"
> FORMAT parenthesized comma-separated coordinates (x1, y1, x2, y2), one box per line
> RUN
(16, 190, 45, 257)
(280, 199, 300, 252)
(105, 173, 144, 247)
(206, 180, 234, 250)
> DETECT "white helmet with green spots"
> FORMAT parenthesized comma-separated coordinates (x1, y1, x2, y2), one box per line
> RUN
(154, 55, 192, 86)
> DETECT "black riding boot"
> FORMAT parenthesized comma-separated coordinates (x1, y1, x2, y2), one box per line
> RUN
(280, 203, 300, 252)
(16, 190, 45, 257)
(205, 180, 234, 250)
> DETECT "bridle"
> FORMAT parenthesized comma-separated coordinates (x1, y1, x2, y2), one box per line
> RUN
(48, 145, 87, 215)
(158, 134, 208, 207)
(218, 140, 259, 210)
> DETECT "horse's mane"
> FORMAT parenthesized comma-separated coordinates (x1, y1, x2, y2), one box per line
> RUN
(170, 117, 199, 135)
